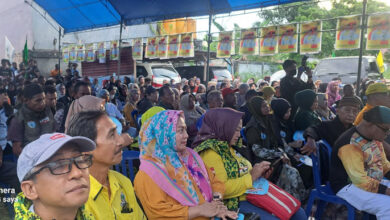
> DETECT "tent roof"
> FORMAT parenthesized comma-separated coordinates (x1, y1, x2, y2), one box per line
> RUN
(34, 0, 307, 33)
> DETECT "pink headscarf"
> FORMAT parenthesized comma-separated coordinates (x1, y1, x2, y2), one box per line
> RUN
(326, 81, 341, 108)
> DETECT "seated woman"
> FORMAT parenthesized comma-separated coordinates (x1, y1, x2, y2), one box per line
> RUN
(192, 108, 307, 219)
(180, 93, 205, 145)
(294, 89, 321, 131)
(245, 96, 308, 201)
(134, 110, 237, 220)
(271, 98, 313, 188)
(316, 93, 335, 121)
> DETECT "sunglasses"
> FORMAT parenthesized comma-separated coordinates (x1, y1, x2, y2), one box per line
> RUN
(376, 124, 390, 135)
(24, 154, 92, 181)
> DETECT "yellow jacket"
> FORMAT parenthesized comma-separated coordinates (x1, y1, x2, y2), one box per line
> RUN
(354, 104, 374, 125)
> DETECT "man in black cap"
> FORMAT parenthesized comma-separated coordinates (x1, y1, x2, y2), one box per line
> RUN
(330, 106, 390, 218)
(302, 96, 361, 154)
(137, 86, 158, 114)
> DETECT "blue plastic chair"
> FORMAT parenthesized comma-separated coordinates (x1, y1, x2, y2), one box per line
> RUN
(305, 140, 372, 219)
(240, 127, 247, 144)
(114, 150, 140, 182)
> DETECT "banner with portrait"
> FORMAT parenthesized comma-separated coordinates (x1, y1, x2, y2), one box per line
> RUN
(69, 44, 77, 62)
(278, 24, 298, 54)
(85, 43, 95, 62)
(179, 33, 194, 57)
(157, 36, 168, 59)
(97, 42, 106, 59)
(168, 35, 180, 58)
(217, 31, 234, 58)
(260, 26, 278, 56)
(300, 21, 322, 54)
(132, 38, 143, 60)
(335, 15, 361, 50)
(366, 14, 390, 50)
(146, 37, 157, 58)
(110, 40, 119, 60)
(76, 44, 85, 62)
(62, 45, 69, 63)
(239, 28, 258, 55)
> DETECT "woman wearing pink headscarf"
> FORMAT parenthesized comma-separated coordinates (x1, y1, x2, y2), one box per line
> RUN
(326, 81, 341, 109)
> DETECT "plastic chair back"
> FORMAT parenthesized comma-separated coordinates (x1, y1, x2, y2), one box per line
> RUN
(114, 150, 140, 182)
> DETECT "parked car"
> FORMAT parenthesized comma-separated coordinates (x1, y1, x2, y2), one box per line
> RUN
(313, 56, 381, 84)
(136, 62, 181, 87)
(175, 65, 233, 83)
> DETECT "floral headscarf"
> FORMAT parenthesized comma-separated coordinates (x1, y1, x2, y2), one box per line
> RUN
(139, 110, 212, 206)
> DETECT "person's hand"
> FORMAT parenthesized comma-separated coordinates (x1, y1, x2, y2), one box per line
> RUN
(215, 210, 238, 220)
(294, 153, 303, 161)
(301, 138, 317, 155)
(289, 140, 303, 148)
(120, 133, 133, 147)
(198, 201, 224, 218)
(250, 161, 271, 182)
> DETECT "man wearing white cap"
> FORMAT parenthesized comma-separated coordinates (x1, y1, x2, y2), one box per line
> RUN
(14, 133, 96, 220)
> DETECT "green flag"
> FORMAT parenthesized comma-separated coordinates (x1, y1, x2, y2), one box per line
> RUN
(23, 39, 28, 65)
(331, 50, 336, 57)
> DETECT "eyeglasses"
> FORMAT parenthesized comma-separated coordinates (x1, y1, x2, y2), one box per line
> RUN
(24, 154, 92, 180)
(376, 124, 390, 135)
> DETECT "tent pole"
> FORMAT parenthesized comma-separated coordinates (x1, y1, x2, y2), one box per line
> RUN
(118, 18, 123, 76)
(206, 12, 212, 82)
(58, 27, 61, 73)
(356, 0, 367, 96)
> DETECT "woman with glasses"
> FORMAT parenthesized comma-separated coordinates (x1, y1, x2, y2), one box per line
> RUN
(134, 110, 237, 220)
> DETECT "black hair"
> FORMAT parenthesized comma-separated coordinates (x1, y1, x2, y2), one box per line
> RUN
(207, 90, 222, 104)
(282, 59, 297, 70)
(159, 84, 171, 97)
(44, 79, 55, 87)
(44, 85, 56, 94)
(245, 89, 259, 101)
(66, 111, 107, 142)
(145, 78, 152, 83)
(23, 83, 43, 99)
(73, 81, 90, 94)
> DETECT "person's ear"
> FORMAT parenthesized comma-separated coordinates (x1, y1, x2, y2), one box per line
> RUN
(21, 180, 39, 201)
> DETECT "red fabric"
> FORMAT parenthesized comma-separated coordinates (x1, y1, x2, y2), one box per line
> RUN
(246, 181, 301, 220)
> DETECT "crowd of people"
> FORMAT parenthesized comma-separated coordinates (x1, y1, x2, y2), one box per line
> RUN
(0, 57, 390, 219)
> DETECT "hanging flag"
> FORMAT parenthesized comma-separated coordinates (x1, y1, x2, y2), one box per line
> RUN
(146, 37, 157, 58)
(157, 36, 168, 59)
(300, 21, 322, 54)
(239, 28, 258, 55)
(69, 44, 77, 62)
(132, 38, 143, 60)
(278, 24, 298, 54)
(76, 44, 85, 62)
(62, 45, 69, 63)
(110, 40, 119, 60)
(168, 35, 179, 58)
(260, 26, 278, 56)
(23, 38, 28, 65)
(366, 14, 390, 50)
(5, 36, 15, 62)
(179, 33, 194, 57)
(377, 50, 385, 73)
(217, 31, 234, 58)
(335, 15, 361, 50)
(97, 42, 106, 59)
(85, 43, 95, 62)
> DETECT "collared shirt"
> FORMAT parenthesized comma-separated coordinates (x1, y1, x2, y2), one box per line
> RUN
(85, 170, 145, 220)
(105, 103, 124, 120)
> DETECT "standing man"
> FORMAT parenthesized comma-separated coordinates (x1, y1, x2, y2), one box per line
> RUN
(221, 87, 238, 109)
(280, 59, 314, 115)
(8, 84, 56, 155)
(44, 85, 58, 115)
(330, 106, 390, 218)
(67, 111, 146, 219)
(137, 86, 158, 115)
(158, 84, 176, 110)
(50, 64, 62, 78)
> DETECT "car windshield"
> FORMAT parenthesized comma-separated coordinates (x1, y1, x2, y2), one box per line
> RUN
(315, 58, 379, 76)
(212, 68, 231, 79)
(152, 66, 179, 78)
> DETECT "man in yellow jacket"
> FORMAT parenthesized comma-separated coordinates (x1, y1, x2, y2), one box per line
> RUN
(67, 111, 145, 220)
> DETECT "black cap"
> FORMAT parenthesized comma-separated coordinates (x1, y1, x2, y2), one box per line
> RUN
(145, 86, 157, 95)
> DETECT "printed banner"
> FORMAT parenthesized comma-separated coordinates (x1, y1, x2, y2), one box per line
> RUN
(300, 21, 322, 54)
(69, 44, 77, 62)
(132, 38, 143, 60)
(217, 31, 234, 58)
(157, 36, 168, 59)
(260, 26, 278, 56)
(168, 35, 179, 58)
(76, 44, 85, 62)
(278, 24, 298, 54)
(239, 28, 258, 55)
(335, 15, 361, 50)
(97, 42, 106, 59)
(62, 45, 69, 63)
(146, 37, 157, 58)
(110, 40, 119, 60)
(366, 14, 390, 50)
(179, 33, 194, 57)
(85, 43, 95, 62)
